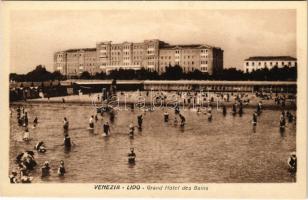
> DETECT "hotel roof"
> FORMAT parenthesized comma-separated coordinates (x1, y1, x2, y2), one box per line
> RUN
(160, 44, 219, 50)
(245, 56, 297, 61)
(65, 48, 97, 53)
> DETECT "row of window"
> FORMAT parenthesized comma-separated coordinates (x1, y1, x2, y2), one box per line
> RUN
(200, 67, 208, 71)
(246, 61, 295, 66)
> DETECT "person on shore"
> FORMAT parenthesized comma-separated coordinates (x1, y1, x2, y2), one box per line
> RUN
(252, 112, 258, 126)
(57, 160, 66, 176)
(164, 112, 169, 122)
(103, 121, 110, 136)
(288, 152, 297, 173)
(95, 115, 98, 122)
(9, 170, 18, 183)
(33, 117, 38, 128)
(35, 141, 46, 153)
(222, 104, 227, 116)
(23, 128, 30, 142)
(41, 161, 50, 177)
(89, 115, 94, 129)
(128, 148, 136, 164)
(64, 134, 72, 149)
(137, 114, 143, 129)
(63, 117, 69, 131)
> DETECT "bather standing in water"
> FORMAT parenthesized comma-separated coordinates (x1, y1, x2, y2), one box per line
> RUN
(103, 121, 110, 136)
(23, 128, 30, 142)
(41, 161, 50, 177)
(89, 115, 94, 129)
(129, 122, 135, 137)
(128, 148, 136, 164)
(64, 134, 72, 149)
(252, 112, 258, 126)
(33, 117, 38, 127)
(57, 160, 66, 176)
(137, 114, 143, 129)
(63, 117, 69, 131)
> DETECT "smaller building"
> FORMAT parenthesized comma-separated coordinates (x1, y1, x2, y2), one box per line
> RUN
(243, 56, 297, 73)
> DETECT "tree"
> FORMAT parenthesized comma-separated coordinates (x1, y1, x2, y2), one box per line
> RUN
(80, 71, 92, 79)
(161, 65, 183, 80)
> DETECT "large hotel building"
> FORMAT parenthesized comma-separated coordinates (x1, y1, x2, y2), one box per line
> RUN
(54, 39, 223, 76)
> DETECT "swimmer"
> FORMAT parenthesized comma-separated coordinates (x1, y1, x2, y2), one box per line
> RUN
(128, 148, 136, 164)
(57, 160, 66, 176)
(89, 115, 94, 129)
(34, 141, 46, 153)
(63, 117, 69, 131)
(41, 161, 50, 177)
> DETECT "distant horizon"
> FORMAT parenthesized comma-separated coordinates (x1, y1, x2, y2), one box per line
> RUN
(10, 9, 296, 74)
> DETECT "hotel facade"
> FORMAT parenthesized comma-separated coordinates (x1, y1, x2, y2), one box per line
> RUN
(54, 39, 223, 76)
(243, 56, 297, 73)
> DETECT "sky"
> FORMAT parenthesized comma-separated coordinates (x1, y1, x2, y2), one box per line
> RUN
(10, 9, 296, 74)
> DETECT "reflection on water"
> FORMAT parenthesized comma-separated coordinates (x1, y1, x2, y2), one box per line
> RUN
(10, 104, 296, 183)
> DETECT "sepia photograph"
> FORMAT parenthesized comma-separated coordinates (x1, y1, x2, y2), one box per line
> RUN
(0, 1, 307, 198)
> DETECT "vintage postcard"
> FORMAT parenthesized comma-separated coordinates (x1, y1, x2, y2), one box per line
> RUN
(0, 1, 307, 198)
